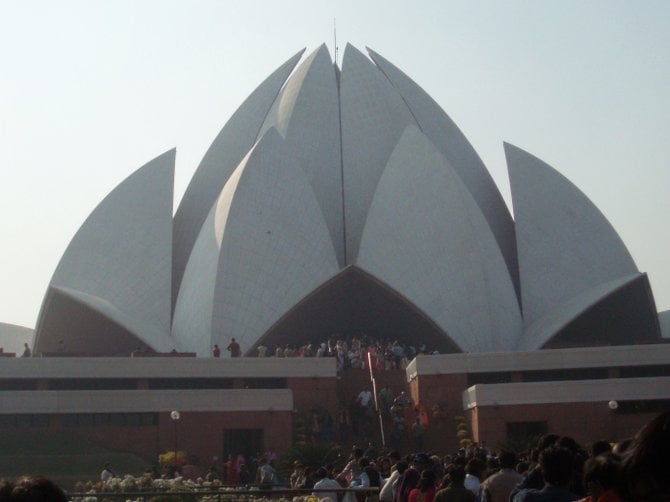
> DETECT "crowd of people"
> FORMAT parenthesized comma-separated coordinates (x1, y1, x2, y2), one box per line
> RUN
(1, 412, 667, 501)
(302, 385, 429, 454)
(299, 411, 670, 502)
(215, 333, 441, 373)
(147, 410, 665, 502)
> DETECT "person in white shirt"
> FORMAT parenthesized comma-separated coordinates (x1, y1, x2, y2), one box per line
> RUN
(379, 457, 407, 502)
(464, 457, 487, 496)
(100, 463, 115, 482)
(357, 389, 372, 407)
(313, 467, 342, 502)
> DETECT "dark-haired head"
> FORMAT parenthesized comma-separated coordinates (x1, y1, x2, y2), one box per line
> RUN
(538, 434, 560, 450)
(620, 411, 670, 500)
(418, 469, 436, 492)
(1, 475, 68, 502)
(556, 436, 580, 454)
(315, 467, 329, 480)
(0, 480, 13, 499)
(582, 454, 620, 495)
(413, 453, 430, 466)
(539, 447, 574, 488)
(499, 451, 517, 469)
(446, 464, 466, 485)
(395, 461, 409, 475)
(465, 457, 486, 478)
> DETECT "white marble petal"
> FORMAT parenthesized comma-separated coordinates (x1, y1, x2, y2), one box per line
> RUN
(367, 47, 519, 298)
(340, 43, 418, 263)
(172, 50, 305, 307)
(35, 149, 175, 351)
(174, 129, 340, 355)
(516, 273, 643, 350)
(258, 44, 344, 265)
(506, 142, 638, 327)
(358, 125, 522, 352)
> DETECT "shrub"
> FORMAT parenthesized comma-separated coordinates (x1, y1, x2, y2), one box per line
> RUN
(278, 442, 343, 474)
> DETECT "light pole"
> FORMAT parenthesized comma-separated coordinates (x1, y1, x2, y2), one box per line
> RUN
(170, 410, 180, 472)
(608, 400, 618, 442)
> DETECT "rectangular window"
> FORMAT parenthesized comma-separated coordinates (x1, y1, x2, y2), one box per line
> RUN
(521, 368, 608, 382)
(0, 379, 38, 390)
(619, 365, 670, 378)
(78, 414, 94, 426)
(62, 414, 78, 427)
(48, 379, 137, 390)
(243, 378, 287, 389)
(94, 414, 110, 426)
(125, 414, 141, 426)
(0, 414, 50, 428)
(30, 415, 50, 427)
(0, 415, 17, 427)
(16, 415, 33, 427)
(147, 378, 234, 390)
(140, 413, 158, 426)
(62, 413, 158, 427)
(467, 372, 512, 386)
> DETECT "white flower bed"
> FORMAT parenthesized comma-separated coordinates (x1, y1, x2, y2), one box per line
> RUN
(70, 475, 318, 502)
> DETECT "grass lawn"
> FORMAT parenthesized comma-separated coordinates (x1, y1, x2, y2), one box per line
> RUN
(0, 431, 152, 490)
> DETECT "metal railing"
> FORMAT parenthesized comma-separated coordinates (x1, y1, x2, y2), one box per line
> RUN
(67, 486, 380, 501)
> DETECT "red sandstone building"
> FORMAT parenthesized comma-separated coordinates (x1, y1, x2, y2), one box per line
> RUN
(408, 343, 670, 452)
(1, 342, 668, 467)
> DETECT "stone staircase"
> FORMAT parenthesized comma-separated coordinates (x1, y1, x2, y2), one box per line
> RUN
(334, 367, 409, 451)
(333, 367, 458, 456)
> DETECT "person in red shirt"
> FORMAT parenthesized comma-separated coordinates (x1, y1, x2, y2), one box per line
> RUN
(225, 454, 237, 486)
(409, 469, 437, 502)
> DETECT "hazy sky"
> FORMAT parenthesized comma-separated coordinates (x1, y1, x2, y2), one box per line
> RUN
(1, 0, 668, 329)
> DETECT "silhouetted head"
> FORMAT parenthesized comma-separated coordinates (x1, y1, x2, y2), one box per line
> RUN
(499, 451, 517, 470)
(621, 411, 670, 500)
(539, 447, 574, 488)
(1, 475, 68, 502)
(582, 453, 620, 497)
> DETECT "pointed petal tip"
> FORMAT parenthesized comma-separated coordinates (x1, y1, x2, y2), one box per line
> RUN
(148, 148, 177, 166)
(311, 43, 334, 61)
(503, 142, 533, 161)
(286, 47, 307, 64)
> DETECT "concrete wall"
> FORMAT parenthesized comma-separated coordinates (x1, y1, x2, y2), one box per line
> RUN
(0, 356, 336, 379)
(0, 357, 337, 464)
(470, 401, 659, 450)
(408, 343, 670, 377)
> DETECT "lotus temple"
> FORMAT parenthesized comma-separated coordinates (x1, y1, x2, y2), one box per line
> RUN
(0, 44, 668, 464)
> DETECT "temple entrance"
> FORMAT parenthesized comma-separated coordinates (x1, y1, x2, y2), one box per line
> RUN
(251, 266, 460, 355)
